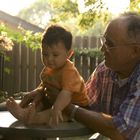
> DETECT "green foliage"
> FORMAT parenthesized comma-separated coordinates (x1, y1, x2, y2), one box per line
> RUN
(0, 90, 8, 103)
(17, 0, 112, 36)
(17, 0, 140, 36)
(18, 0, 79, 27)
(0, 23, 42, 50)
(0, 23, 103, 86)
(0, 23, 102, 58)
(74, 47, 103, 59)
(78, 0, 114, 35)
(18, 0, 52, 27)
(0, 35, 13, 52)
(19, 27, 42, 50)
(129, 0, 140, 13)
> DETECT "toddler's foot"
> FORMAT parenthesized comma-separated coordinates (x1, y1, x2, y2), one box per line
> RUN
(6, 97, 29, 122)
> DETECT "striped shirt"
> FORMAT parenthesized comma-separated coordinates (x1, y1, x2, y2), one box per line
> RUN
(86, 61, 140, 140)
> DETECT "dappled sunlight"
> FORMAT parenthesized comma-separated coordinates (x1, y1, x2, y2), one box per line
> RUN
(103, 0, 130, 15)
(0, 0, 36, 15)
(77, 0, 130, 15)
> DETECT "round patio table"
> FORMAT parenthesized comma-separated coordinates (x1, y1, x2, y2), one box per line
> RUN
(0, 104, 92, 140)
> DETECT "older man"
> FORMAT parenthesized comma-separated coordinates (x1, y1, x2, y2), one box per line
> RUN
(65, 12, 140, 140)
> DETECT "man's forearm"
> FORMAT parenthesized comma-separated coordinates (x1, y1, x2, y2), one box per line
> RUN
(64, 104, 125, 140)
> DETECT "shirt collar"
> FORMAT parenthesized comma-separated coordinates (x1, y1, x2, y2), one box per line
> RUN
(110, 61, 140, 85)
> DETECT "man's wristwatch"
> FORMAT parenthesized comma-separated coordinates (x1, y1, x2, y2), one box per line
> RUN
(70, 105, 79, 120)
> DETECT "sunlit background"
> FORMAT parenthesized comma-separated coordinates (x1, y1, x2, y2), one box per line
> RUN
(0, 0, 130, 16)
(0, 0, 139, 36)
(0, 0, 140, 97)
(78, 0, 130, 15)
(0, 0, 35, 15)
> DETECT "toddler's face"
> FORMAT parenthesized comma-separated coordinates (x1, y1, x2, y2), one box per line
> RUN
(42, 41, 69, 69)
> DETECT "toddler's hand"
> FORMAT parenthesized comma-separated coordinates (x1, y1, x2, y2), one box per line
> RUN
(49, 107, 63, 127)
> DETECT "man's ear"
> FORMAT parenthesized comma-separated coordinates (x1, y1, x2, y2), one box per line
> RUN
(67, 49, 74, 59)
(131, 45, 140, 58)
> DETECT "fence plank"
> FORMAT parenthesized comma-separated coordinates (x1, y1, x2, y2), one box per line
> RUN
(28, 48, 36, 91)
(0, 53, 4, 90)
(89, 36, 97, 48)
(3, 50, 13, 95)
(82, 36, 89, 48)
(20, 44, 28, 92)
(82, 54, 89, 81)
(74, 55, 82, 75)
(36, 49, 43, 87)
(13, 44, 21, 93)
(73, 36, 82, 48)
(89, 56, 97, 75)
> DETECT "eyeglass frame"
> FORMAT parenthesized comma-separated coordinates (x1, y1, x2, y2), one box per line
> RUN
(99, 36, 140, 51)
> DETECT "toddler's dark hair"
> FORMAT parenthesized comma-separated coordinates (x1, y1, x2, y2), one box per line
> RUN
(42, 25, 72, 50)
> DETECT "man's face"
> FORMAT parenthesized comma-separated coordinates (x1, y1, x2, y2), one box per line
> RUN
(101, 19, 139, 74)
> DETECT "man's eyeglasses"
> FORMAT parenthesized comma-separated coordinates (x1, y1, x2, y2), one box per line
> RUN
(100, 36, 117, 50)
(100, 36, 140, 50)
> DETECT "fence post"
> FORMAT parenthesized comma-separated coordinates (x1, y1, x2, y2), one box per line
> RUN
(0, 53, 4, 90)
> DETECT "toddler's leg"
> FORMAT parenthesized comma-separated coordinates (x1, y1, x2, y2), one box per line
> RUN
(27, 103, 51, 125)
(6, 97, 51, 126)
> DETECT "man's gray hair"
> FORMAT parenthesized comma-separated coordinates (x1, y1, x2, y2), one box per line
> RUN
(121, 12, 140, 43)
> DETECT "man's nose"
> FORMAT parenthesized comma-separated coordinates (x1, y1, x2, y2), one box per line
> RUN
(101, 44, 109, 52)
(100, 44, 105, 52)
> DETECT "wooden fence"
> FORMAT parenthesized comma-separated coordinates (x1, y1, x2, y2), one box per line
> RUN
(0, 36, 103, 95)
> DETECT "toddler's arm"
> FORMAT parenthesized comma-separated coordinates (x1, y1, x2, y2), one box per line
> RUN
(20, 85, 45, 108)
(49, 89, 72, 126)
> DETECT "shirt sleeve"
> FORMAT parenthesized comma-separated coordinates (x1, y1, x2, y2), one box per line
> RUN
(86, 62, 105, 108)
(86, 68, 98, 104)
(112, 91, 140, 140)
(61, 67, 84, 93)
(40, 67, 47, 82)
